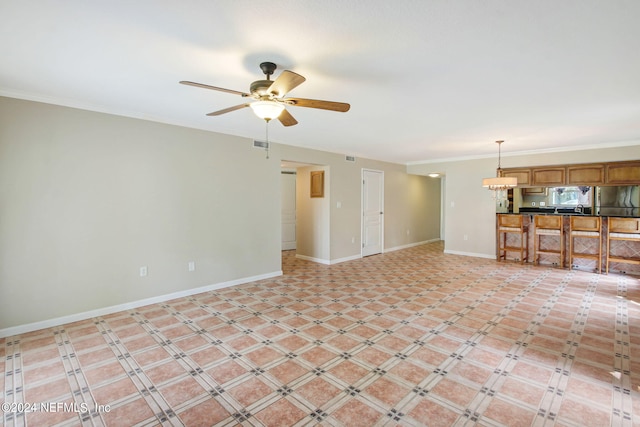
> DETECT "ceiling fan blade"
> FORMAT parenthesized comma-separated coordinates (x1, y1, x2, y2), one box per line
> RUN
(278, 108, 298, 127)
(284, 97, 350, 112)
(180, 81, 250, 97)
(206, 103, 250, 116)
(267, 71, 306, 97)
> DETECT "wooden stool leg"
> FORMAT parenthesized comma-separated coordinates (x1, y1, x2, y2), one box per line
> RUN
(597, 235, 602, 273)
(559, 231, 564, 268)
(569, 235, 573, 270)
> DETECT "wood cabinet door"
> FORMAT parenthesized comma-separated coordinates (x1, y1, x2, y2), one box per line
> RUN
(531, 167, 566, 186)
(606, 162, 640, 184)
(523, 187, 547, 195)
(567, 164, 605, 185)
(502, 169, 530, 186)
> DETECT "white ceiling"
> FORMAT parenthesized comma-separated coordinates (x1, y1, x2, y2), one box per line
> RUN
(2, 1, 639, 164)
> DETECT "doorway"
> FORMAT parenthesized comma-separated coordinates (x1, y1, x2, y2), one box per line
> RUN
(280, 161, 330, 264)
(281, 170, 296, 250)
(362, 169, 384, 257)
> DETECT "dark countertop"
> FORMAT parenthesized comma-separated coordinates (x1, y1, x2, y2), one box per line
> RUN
(501, 208, 640, 218)
(518, 207, 592, 215)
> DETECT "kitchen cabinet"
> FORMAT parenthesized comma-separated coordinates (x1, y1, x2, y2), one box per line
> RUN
(501, 160, 640, 188)
(531, 167, 566, 186)
(606, 162, 640, 184)
(522, 187, 547, 195)
(567, 164, 605, 185)
(501, 169, 530, 186)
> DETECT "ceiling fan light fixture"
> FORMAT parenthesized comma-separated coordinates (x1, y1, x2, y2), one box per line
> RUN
(250, 101, 284, 121)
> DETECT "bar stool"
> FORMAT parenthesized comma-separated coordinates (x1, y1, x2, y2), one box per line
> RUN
(569, 216, 602, 273)
(606, 217, 640, 274)
(497, 214, 528, 264)
(534, 215, 564, 267)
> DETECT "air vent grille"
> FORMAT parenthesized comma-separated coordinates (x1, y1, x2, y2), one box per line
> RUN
(345, 155, 356, 162)
(253, 140, 269, 149)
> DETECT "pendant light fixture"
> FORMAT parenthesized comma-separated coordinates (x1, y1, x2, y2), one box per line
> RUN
(482, 140, 517, 198)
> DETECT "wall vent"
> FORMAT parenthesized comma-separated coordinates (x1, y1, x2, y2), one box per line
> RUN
(253, 140, 269, 149)
(345, 155, 356, 162)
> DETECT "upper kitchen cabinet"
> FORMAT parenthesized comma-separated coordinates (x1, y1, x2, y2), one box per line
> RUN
(531, 167, 566, 186)
(501, 169, 531, 186)
(502, 160, 640, 188)
(567, 164, 605, 185)
(606, 161, 640, 185)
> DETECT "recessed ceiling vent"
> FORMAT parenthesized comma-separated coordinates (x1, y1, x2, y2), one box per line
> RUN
(345, 155, 356, 162)
(253, 140, 269, 149)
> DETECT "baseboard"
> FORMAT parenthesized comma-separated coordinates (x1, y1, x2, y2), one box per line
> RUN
(296, 240, 441, 265)
(444, 249, 496, 259)
(329, 254, 362, 264)
(385, 238, 440, 253)
(0, 270, 283, 338)
(295, 254, 331, 265)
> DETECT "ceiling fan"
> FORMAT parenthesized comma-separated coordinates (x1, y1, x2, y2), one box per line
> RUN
(180, 62, 350, 126)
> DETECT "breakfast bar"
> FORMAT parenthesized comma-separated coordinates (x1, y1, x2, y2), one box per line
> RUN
(496, 213, 640, 275)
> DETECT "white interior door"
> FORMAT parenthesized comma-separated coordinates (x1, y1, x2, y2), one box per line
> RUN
(362, 169, 384, 257)
(281, 171, 296, 250)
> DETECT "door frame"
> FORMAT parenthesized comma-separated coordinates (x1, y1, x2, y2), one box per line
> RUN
(281, 170, 297, 250)
(361, 168, 384, 257)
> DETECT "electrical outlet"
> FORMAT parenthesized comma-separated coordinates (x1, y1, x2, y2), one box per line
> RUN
(463, 234, 468, 241)
(188, 261, 195, 272)
(139, 266, 148, 277)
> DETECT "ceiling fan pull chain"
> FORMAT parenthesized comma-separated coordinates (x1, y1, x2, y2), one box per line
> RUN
(265, 120, 270, 159)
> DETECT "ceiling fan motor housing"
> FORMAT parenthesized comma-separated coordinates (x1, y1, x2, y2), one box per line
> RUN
(250, 80, 274, 97)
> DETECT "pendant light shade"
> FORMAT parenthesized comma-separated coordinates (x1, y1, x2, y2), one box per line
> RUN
(482, 140, 517, 195)
(250, 101, 285, 121)
(482, 176, 517, 190)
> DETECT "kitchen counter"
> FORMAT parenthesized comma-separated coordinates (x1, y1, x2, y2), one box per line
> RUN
(509, 207, 639, 218)
(495, 213, 640, 275)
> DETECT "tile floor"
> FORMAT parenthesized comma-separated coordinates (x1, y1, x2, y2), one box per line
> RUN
(2, 242, 639, 426)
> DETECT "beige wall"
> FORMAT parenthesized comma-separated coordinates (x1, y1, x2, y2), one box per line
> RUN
(0, 97, 282, 331)
(408, 144, 640, 258)
(0, 96, 441, 333)
(296, 165, 331, 262)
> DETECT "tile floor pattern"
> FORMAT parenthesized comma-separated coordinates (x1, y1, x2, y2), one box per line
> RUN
(2, 242, 640, 427)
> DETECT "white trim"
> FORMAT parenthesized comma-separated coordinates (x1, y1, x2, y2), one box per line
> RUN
(295, 253, 362, 265)
(440, 176, 446, 241)
(295, 254, 331, 265)
(406, 140, 640, 166)
(384, 239, 440, 253)
(444, 249, 496, 260)
(0, 271, 282, 338)
(329, 254, 362, 264)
